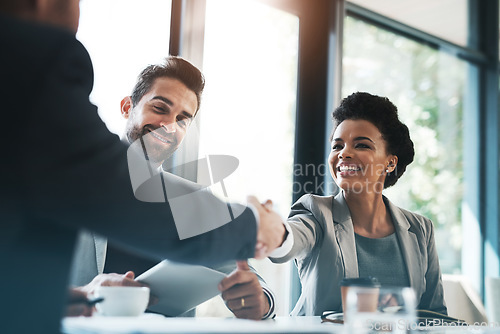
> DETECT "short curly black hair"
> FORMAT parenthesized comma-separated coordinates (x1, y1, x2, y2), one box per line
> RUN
(331, 92, 414, 188)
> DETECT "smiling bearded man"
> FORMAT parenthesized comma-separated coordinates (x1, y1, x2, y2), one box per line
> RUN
(122, 59, 201, 165)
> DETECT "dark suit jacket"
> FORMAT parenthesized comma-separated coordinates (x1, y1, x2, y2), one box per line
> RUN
(0, 15, 257, 334)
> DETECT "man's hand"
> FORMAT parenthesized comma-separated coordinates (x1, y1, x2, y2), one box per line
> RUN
(247, 196, 286, 259)
(218, 261, 270, 320)
(79, 271, 141, 294)
(79, 271, 158, 305)
(66, 288, 93, 317)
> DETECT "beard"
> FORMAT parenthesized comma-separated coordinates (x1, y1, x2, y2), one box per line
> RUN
(126, 123, 178, 165)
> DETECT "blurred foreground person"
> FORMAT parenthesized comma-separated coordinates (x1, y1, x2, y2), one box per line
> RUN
(0, 1, 285, 332)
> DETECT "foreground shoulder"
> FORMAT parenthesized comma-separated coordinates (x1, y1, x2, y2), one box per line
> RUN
(1, 17, 94, 96)
(1, 15, 89, 69)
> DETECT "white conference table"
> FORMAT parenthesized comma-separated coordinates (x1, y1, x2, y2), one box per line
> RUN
(62, 315, 339, 334)
(62, 314, 500, 334)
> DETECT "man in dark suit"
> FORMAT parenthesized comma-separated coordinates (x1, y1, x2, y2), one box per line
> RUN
(0, 1, 286, 333)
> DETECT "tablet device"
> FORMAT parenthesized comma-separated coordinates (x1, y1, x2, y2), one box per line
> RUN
(136, 260, 227, 316)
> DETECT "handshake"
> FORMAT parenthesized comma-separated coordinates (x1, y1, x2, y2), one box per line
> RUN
(66, 195, 288, 319)
(247, 196, 287, 259)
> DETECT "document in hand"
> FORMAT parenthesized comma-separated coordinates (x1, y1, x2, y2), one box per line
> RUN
(136, 260, 227, 316)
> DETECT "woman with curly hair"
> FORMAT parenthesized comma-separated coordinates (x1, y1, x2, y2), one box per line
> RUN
(270, 92, 447, 316)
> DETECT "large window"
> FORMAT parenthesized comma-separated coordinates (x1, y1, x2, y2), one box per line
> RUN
(77, 0, 172, 135)
(342, 16, 466, 274)
(195, 0, 299, 316)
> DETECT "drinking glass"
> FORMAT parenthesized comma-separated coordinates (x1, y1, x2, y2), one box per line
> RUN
(345, 286, 417, 334)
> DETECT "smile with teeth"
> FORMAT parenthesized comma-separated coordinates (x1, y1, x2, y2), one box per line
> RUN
(338, 165, 361, 172)
(149, 130, 173, 144)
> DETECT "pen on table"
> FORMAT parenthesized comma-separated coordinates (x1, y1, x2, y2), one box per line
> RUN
(68, 297, 104, 306)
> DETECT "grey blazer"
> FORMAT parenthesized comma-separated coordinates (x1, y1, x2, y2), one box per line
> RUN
(270, 192, 447, 316)
(70, 231, 107, 286)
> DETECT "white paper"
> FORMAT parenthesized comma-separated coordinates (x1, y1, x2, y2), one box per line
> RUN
(136, 260, 227, 316)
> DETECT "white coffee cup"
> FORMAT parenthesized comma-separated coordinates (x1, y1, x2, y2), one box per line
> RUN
(94, 286, 150, 317)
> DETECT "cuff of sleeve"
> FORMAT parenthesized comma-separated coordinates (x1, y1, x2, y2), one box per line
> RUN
(261, 287, 276, 320)
(268, 221, 293, 259)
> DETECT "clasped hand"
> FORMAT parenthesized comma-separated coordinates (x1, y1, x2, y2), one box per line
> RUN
(247, 196, 286, 259)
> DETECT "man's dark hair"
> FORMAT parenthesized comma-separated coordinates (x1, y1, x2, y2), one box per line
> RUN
(331, 92, 415, 188)
(131, 56, 205, 112)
